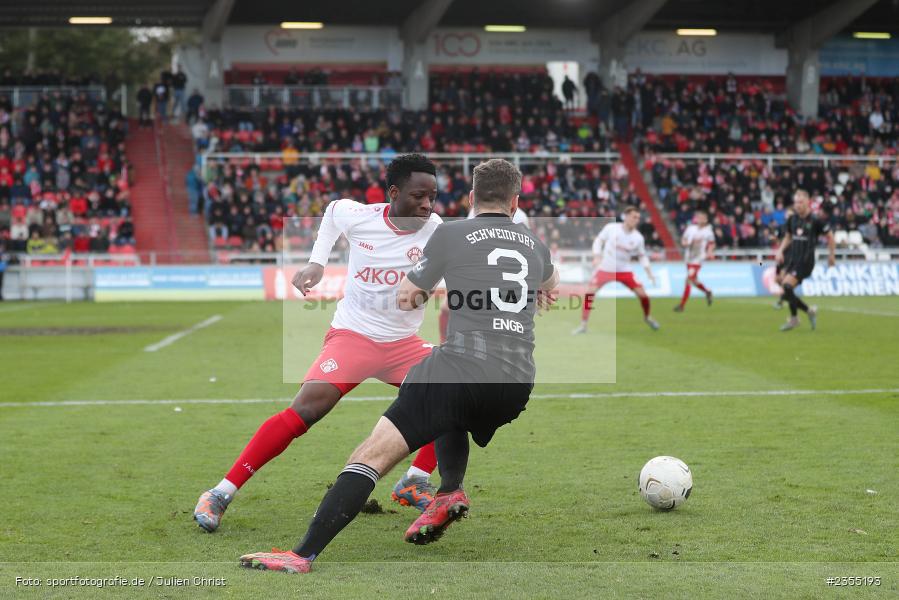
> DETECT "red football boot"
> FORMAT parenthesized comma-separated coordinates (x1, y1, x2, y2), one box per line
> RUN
(239, 549, 312, 574)
(404, 489, 470, 545)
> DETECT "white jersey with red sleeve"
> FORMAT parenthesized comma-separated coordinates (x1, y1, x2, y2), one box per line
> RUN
(592, 222, 648, 273)
(682, 224, 715, 264)
(309, 199, 442, 342)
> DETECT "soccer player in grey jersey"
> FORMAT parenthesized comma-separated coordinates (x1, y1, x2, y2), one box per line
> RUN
(238, 159, 559, 574)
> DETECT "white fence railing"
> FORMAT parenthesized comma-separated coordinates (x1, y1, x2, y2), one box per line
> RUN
(653, 153, 899, 168)
(201, 151, 623, 177)
(209, 247, 899, 266)
(16, 253, 141, 268)
(0, 85, 106, 107)
(225, 85, 402, 111)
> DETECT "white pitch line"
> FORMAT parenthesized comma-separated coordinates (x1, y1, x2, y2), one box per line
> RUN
(143, 315, 223, 352)
(0, 303, 41, 314)
(733, 299, 899, 318)
(824, 306, 899, 318)
(1, 388, 897, 409)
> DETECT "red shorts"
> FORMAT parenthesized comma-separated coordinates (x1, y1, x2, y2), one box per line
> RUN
(687, 263, 702, 279)
(590, 270, 641, 291)
(304, 327, 435, 395)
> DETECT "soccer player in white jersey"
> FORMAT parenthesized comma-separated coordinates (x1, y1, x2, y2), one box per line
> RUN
(573, 206, 660, 333)
(194, 155, 443, 532)
(674, 209, 715, 312)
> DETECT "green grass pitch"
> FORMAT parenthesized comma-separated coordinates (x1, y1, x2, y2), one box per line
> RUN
(0, 297, 897, 598)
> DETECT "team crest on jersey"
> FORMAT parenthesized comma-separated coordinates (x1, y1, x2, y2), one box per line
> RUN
(406, 246, 423, 263)
(319, 358, 339, 374)
(796, 228, 804, 235)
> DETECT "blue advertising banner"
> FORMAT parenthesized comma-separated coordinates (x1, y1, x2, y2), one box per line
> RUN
(753, 262, 899, 297)
(820, 36, 899, 77)
(94, 266, 265, 301)
(91, 262, 899, 302)
(591, 262, 759, 299)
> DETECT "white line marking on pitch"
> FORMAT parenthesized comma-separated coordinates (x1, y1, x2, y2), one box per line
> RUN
(0, 304, 41, 314)
(825, 306, 899, 317)
(733, 299, 899, 317)
(143, 315, 223, 352)
(1, 388, 897, 408)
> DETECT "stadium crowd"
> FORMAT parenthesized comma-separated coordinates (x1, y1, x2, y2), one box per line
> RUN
(201, 155, 658, 252)
(191, 68, 899, 254)
(620, 73, 899, 248)
(0, 87, 134, 256)
(194, 69, 658, 253)
(194, 70, 609, 155)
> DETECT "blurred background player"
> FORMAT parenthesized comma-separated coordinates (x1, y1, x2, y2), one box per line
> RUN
(774, 190, 836, 332)
(436, 197, 530, 343)
(674, 209, 715, 312)
(573, 206, 659, 333)
(194, 155, 443, 532)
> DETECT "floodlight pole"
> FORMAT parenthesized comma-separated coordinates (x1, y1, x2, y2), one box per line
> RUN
(591, 0, 667, 90)
(776, 0, 879, 119)
(199, 0, 235, 110)
(400, 0, 455, 110)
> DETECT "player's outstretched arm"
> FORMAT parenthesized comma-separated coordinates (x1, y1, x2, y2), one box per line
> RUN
(537, 266, 561, 314)
(291, 263, 324, 296)
(637, 238, 655, 286)
(397, 276, 432, 311)
(541, 266, 561, 293)
(642, 260, 656, 286)
(775, 233, 792, 264)
(826, 231, 836, 267)
(297, 199, 353, 295)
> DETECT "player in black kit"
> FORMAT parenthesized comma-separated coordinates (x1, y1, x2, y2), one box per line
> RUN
(775, 190, 835, 331)
(238, 159, 560, 574)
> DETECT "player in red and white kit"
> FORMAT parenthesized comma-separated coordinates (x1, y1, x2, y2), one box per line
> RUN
(194, 155, 443, 532)
(674, 209, 715, 312)
(573, 206, 660, 333)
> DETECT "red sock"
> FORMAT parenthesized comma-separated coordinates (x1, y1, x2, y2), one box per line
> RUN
(438, 308, 450, 344)
(680, 282, 691, 307)
(639, 295, 651, 318)
(581, 293, 595, 322)
(693, 280, 709, 293)
(224, 409, 308, 489)
(411, 442, 437, 474)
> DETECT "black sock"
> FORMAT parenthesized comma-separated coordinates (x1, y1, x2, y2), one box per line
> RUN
(435, 431, 469, 494)
(782, 284, 799, 317)
(293, 464, 378, 559)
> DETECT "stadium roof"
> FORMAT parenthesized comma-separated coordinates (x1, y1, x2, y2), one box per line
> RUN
(1, 0, 896, 33)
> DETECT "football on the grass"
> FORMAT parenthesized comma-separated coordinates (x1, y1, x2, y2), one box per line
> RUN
(638, 456, 693, 510)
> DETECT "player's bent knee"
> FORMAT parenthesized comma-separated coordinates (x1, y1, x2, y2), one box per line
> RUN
(289, 381, 343, 427)
(348, 417, 411, 475)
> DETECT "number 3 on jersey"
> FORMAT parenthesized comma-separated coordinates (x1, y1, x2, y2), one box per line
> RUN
(488, 248, 529, 313)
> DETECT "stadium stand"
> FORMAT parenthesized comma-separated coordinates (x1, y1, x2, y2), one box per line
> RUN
(201, 71, 610, 155)
(0, 84, 135, 264)
(201, 153, 662, 258)
(194, 69, 673, 259)
(623, 74, 899, 250)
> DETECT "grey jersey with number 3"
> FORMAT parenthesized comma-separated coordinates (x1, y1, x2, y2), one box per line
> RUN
(407, 213, 553, 383)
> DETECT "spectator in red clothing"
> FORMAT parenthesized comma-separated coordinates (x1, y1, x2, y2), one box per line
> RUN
(0, 167, 12, 188)
(364, 181, 385, 204)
